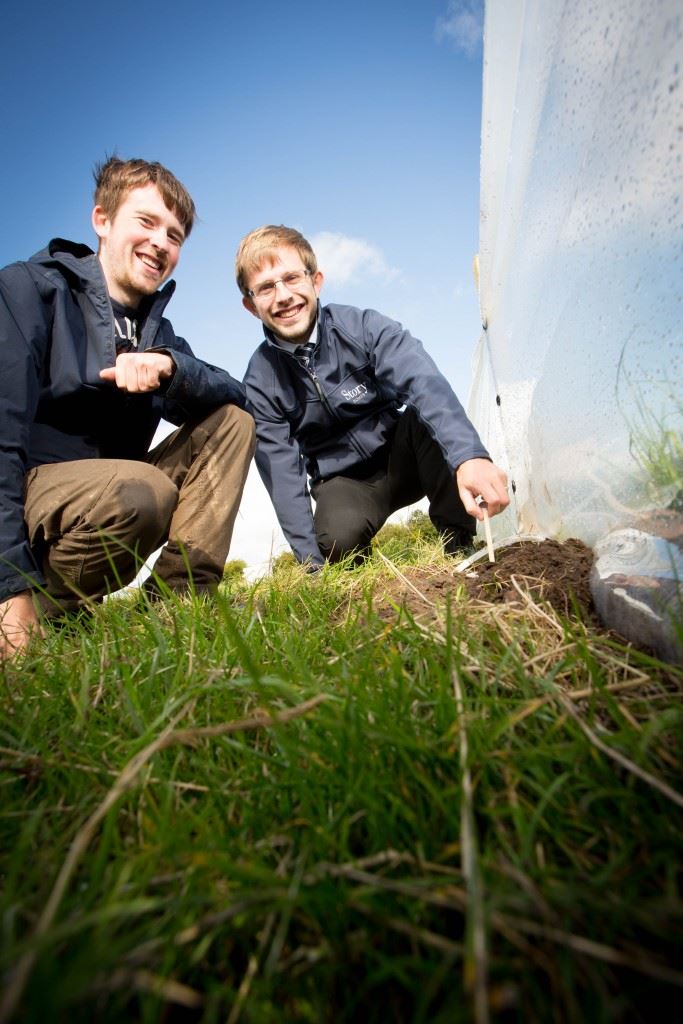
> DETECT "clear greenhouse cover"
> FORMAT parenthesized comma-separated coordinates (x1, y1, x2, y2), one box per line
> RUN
(469, 0, 682, 547)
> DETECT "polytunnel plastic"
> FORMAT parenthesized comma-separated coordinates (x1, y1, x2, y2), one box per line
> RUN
(469, 0, 682, 547)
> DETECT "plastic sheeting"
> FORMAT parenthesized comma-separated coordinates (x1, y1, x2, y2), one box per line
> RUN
(469, 0, 682, 546)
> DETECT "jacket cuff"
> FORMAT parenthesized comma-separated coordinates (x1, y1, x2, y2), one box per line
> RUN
(0, 543, 46, 603)
(451, 448, 492, 474)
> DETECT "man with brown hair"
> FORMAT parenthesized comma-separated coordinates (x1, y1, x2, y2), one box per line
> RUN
(237, 225, 508, 569)
(0, 156, 255, 659)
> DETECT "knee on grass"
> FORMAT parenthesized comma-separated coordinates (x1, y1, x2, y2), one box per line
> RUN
(316, 523, 374, 564)
(96, 466, 178, 553)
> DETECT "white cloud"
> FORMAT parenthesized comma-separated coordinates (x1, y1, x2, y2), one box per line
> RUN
(436, 0, 484, 58)
(309, 232, 400, 288)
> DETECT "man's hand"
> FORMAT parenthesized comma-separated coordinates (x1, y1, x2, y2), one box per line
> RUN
(0, 591, 43, 660)
(456, 458, 510, 521)
(99, 352, 175, 393)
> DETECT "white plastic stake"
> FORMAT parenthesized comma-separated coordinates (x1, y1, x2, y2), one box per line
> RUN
(482, 506, 495, 563)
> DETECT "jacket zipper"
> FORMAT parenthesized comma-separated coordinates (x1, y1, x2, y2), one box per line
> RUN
(297, 357, 369, 463)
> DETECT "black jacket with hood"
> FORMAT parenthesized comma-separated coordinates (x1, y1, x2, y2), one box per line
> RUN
(0, 238, 246, 602)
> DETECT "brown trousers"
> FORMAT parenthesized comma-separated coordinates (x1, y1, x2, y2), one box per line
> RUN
(23, 404, 255, 611)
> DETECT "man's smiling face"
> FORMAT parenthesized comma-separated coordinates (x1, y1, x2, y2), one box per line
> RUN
(92, 183, 184, 307)
(243, 247, 323, 344)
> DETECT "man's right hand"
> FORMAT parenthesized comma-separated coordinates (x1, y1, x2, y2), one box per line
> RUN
(99, 352, 175, 393)
(0, 591, 43, 660)
(456, 458, 510, 520)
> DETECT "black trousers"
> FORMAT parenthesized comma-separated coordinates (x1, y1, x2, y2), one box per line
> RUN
(311, 408, 475, 562)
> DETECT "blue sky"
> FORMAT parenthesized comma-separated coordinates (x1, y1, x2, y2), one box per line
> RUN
(2, 0, 487, 573)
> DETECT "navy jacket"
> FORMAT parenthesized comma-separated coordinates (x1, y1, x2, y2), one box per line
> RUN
(244, 303, 489, 564)
(0, 239, 246, 602)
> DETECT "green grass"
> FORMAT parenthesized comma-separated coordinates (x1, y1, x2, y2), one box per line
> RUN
(1, 547, 681, 1023)
(624, 382, 683, 510)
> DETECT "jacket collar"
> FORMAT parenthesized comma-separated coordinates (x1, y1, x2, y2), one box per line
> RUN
(32, 238, 176, 317)
(30, 238, 176, 374)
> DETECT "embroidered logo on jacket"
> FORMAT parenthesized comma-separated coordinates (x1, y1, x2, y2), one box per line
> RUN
(341, 383, 368, 402)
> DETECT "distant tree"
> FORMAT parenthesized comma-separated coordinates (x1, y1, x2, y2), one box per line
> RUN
(270, 551, 298, 575)
(222, 559, 247, 583)
(406, 509, 439, 541)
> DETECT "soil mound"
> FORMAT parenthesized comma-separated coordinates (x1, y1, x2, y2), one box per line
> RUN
(374, 538, 596, 624)
(461, 538, 594, 618)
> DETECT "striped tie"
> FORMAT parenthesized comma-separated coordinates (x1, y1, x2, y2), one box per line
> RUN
(296, 340, 317, 368)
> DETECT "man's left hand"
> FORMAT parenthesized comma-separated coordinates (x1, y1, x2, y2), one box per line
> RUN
(99, 352, 175, 393)
(456, 458, 510, 520)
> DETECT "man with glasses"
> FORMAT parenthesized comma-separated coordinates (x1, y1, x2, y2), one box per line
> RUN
(237, 225, 508, 569)
(0, 156, 255, 659)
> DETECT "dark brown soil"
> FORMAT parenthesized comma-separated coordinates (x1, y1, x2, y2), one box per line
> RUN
(461, 538, 595, 617)
(373, 538, 596, 624)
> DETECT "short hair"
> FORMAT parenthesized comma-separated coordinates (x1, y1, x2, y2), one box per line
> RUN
(93, 155, 196, 238)
(235, 225, 317, 296)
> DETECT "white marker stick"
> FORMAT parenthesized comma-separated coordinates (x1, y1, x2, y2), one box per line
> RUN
(482, 506, 495, 563)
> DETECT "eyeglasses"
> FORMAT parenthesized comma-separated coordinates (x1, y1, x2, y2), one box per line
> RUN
(248, 269, 312, 300)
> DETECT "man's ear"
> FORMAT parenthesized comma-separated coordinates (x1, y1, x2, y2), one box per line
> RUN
(242, 295, 260, 319)
(91, 205, 110, 242)
(313, 270, 324, 297)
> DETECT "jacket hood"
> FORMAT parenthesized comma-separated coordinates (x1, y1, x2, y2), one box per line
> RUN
(25, 238, 177, 386)
(29, 238, 176, 305)
(30, 239, 104, 289)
